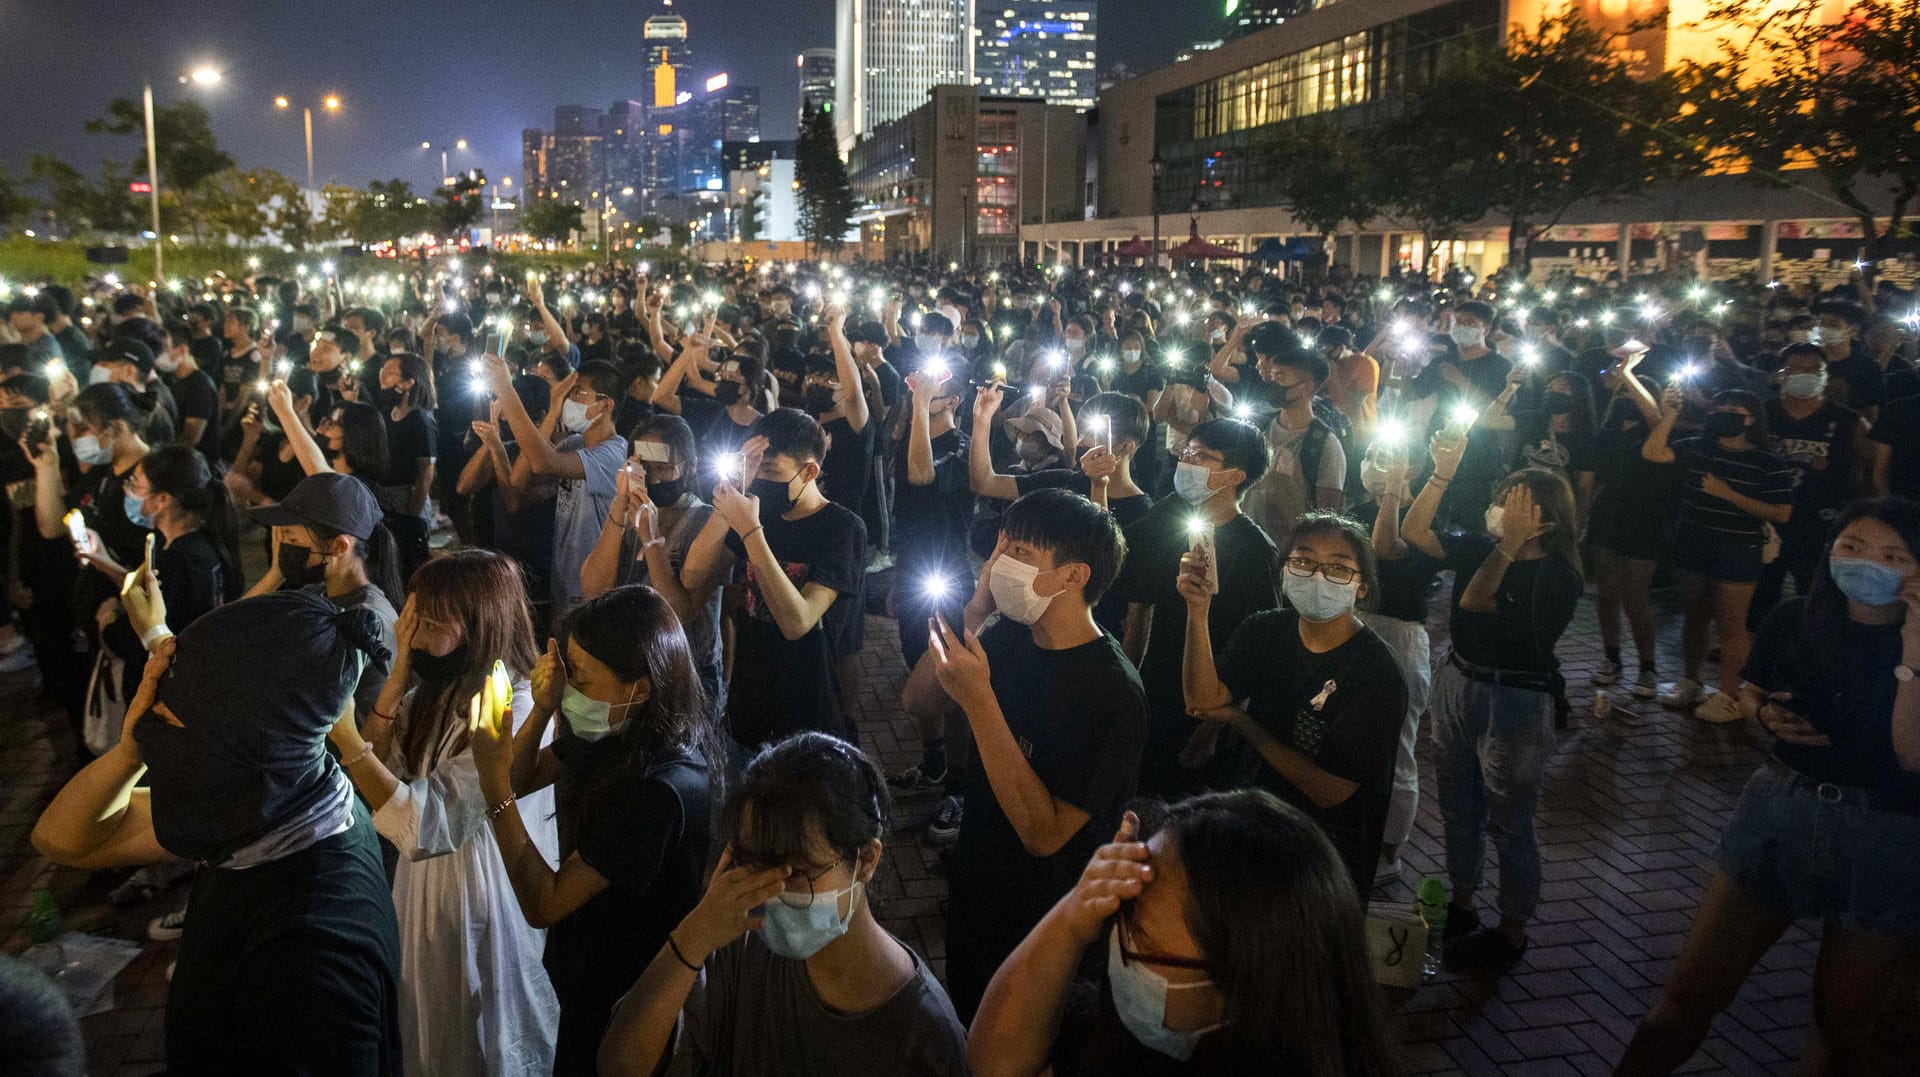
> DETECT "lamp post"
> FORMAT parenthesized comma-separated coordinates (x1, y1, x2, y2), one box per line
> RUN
(493, 176, 511, 243)
(421, 140, 469, 187)
(274, 93, 341, 216)
(144, 64, 223, 280)
(1149, 151, 1165, 270)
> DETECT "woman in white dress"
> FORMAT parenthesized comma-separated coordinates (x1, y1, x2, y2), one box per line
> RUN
(328, 549, 560, 1076)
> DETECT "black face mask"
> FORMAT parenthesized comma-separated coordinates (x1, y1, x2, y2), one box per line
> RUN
(0, 406, 29, 441)
(277, 543, 327, 589)
(648, 477, 689, 505)
(408, 643, 469, 684)
(1704, 411, 1748, 439)
(804, 385, 837, 414)
(749, 475, 798, 519)
(317, 367, 343, 386)
(1543, 392, 1575, 415)
(713, 380, 743, 406)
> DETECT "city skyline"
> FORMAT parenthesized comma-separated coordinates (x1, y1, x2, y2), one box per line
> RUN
(0, 0, 1226, 191)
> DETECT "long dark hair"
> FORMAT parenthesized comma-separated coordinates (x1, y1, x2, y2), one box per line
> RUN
(1493, 466, 1585, 582)
(138, 445, 245, 603)
(1543, 369, 1596, 442)
(1801, 497, 1920, 654)
(309, 515, 406, 610)
(328, 401, 390, 481)
(386, 352, 433, 411)
(558, 585, 724, 822)
(1137, 790, 1395, 1076)
(401, 550, 539, 775)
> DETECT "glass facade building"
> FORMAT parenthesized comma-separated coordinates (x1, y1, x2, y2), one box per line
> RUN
(975, 2, 1098, 110)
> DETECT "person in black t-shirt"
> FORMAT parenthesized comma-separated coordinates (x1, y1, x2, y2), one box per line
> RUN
(1407, 301, 1513, 528)
(1111, 418, 1278, 799)
(971, 790, 1394, 1075)
(160, 321, 222, 467)
(1620, 499, 1920, 1075)
(214, 306, 262, 431)
(468, 585, 720, 1077)
(682, 409, 867, 750)
(811, 307, 877, 515)
(1179, 511, 1405, 899)
(1403, 443, 1585, 971)
(904, 487, 1146, 1021)
(375, 353, 438, 522)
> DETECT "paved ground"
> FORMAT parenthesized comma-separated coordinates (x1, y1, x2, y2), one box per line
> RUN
(6, 563, 1918, 1075)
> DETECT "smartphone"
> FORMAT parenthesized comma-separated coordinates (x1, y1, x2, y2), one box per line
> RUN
(63, 509, 87, 547)
(967, 379, 1026, 398)
(1189, 526, 1220, 595)
(483, 332, 503, 358)
(25, 408, 52, 450)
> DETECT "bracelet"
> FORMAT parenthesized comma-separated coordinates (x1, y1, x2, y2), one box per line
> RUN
(338, 743, 374, 770)
(486, 794, 516, 822)
(743, 525, 764, 542)
(367, 709, 397, 725)
(140, 625, 175, 649)
(666, 932, 703, 973)
(1427, 475, 1452, 487)
(643, 536, 667, 550)
(1489, 547, 1514, 562)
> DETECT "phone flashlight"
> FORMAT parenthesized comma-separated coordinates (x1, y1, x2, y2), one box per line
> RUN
(63, 509, 87, 546)
(1449, 403, 1479, 429)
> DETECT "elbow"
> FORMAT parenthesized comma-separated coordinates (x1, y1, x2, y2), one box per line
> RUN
(30, 817, 87, 867)
(778, 620, 812, 643)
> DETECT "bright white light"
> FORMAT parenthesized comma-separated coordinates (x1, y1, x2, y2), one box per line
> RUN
(321, 260, 336, 275)
(1449, 403, 1479, 428)
(1374, 418, 1407, 448)
(1186, 515, 1210, 539)
(923, 575, 952, 600)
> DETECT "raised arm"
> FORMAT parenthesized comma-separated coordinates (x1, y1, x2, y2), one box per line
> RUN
(826, 309, 871, 432)
(267, 380, 334, 475)
(967, 383, 1021, 500)
(1640, 386, 1683, 464)
(1400, 429, 1464, 561)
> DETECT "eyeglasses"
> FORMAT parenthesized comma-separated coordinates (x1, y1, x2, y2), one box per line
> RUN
(1115, 905, 1209, 972)
(1177, 447, 1224, 466)
(773, 859, 846, 909)
(1284, 555, 1359, 586)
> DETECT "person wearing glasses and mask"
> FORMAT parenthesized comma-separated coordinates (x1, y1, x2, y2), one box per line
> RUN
(968, 790, 1395, 1076)
(469, 585, 721, 1076)
(1176, 511, 1405, 900)
(480, 355, 629, 615)
(598, 733, 969, 1077)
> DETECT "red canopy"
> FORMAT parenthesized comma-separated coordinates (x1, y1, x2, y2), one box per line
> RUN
(1167, 226, 1245, 262)
(1111, 234, 1157, 259)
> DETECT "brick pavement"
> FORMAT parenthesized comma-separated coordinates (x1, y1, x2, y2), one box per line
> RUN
(6, 576, 1919, 1075)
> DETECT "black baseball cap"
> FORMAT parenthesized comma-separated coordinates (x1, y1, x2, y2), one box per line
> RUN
(97, 338, 156, 376)
(252, 472, 381, 541)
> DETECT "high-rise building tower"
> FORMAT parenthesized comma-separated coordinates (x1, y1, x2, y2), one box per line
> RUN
(642, 1, 693, 206)
(548, 105, 605, 200)
(975, 2, 1097, 110)
(798, 47, 835, 125)
(1224, 0, 1314, 39)
(835, 0, 975, 151)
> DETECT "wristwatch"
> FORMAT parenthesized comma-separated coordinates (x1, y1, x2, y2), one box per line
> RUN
(1896, 664, 1916, 683)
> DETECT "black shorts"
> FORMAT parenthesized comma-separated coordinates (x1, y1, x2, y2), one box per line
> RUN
(1587, 496, 1667, 562)
(1670, 525, 1764, 583)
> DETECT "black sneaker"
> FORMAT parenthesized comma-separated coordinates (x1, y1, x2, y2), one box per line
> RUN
(1445, 927, 1527, 971)
(1441, 903, 1481, 948)
(888, 761, 948, 793)
(927, 795, 964, 846)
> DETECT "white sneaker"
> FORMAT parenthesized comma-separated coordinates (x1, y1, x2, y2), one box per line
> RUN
(148, 906, 188, 942)
(1693, 693, 1745, 724)
(1658, 678, 1703, 708)
(0, 636, 33, 674)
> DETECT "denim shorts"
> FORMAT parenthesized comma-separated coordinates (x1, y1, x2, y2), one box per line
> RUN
(1716, 762, 1920, 938)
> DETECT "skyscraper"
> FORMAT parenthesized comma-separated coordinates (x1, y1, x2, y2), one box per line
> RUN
(548, 105, 605, 200)
(835, 0, 975, 150)
(975, 2, 1098, 110)
(1224, 0, 1315, 39)
(798, 47, 835, 125)
(642, 2, 693, 206)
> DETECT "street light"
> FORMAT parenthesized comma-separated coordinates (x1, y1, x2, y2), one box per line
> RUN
(145, 63, 223, 280)
(1149, 151, 1165, 269)
(274, 93, 342, 193)
(422, 140, 470, 186)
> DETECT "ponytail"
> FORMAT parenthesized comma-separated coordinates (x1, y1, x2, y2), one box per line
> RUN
(203, 477, 245, 603)
(360, 523, 406, 610)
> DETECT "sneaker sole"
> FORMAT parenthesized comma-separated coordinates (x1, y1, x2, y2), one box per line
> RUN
(1631, 684, 1658, 699)
(926, 831, 959, 846)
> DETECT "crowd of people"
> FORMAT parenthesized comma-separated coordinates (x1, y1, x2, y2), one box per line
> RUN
(4, 248, 1919, 1074)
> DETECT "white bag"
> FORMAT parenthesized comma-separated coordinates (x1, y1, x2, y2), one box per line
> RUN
(82, 648, 128, 756)
(1365, 904, 1429, 989)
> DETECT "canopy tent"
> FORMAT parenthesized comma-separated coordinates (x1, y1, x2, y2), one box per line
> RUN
(1111, 235, 1157, 259)
(1166, 226, 1246, 262)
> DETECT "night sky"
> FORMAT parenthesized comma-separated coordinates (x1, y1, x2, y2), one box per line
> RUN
(0, 1, 1224, 191)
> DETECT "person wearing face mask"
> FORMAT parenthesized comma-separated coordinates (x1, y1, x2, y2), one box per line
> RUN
(213, 306, 262, 430)
(683, 411, 868, 750)
(600, 732, 968, 1077)
(908, 310, 955, 373)
(581, 415, 725, 711)
(466, 584, 721, 1076)
(376, 353, 439, 523)
(1235, 326, 1347, 557)
(1406, 301, 1511, 527)
(160, 321, 222, 466)
(1108, 329, 1165, 408)
(424, 312, 485, 545)
(94, 336, 181, 448)
(1752, 343, 1873, 633)
(969, 791, 1395, 1076)
(1108, 420, 1276, 799)
(1813, 299, 1885, 419)
(1620, 498, 1920, 1076)
(248, 472, 404, 718)
(1177, 511, 1405, 898)
(303, 325, 360, 423)
(329, 551, 560, 1077)
(811, 307, 876, 513)
(651, 338, 767, 474)
(1401, 459, 1585, 969)
(1641, 387, 1794, 721)
(482, 356, 629, 614)
(904, 488, 1146, 1021)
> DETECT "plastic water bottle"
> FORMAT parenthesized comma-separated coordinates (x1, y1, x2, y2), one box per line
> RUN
(1416, 876, 1448, 977)
(27, 888, 61, 945)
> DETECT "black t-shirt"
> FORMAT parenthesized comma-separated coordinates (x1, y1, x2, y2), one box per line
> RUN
(1012, 469, 1154, 636)
(545, 742, 711, 1038)
(216, 344, 261, 403)
(1764, 398, 1860, 534)
(1670, 436, 1793, 546)
(382, 409, 437, 486)
(102, 529, 228, 677)
(256, 434, 309, 502)
(1512, 416, 1595, 483)
(1826, 350, 1886, 413)
(1218, 609, 1406, 895)
(1437, 531, 1582, 673)
(821, 414, 876, 512)
(490, 441, 556, 602)
(1591, 390, 1681, 514)
(892, 427, 973, 580)
(1870, 394, 1920, 501)
(1745, 598, 1920, 809)
(173, 368, 222, 465)
(576, 337, 612, 365)
(948, 623, 1146, 952)
(1347, 501, 1442, 623)
(71, 459, 150, 570)
(722, 502, 867, 747)
(1109, 362, 1165, 403)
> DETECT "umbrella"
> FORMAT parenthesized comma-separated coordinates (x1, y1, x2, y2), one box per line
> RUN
(1167, 225, 1246, 262)
(1250, 237, 1288, 262)
(1282, 237, 1327, 262)
(1111, 234, 1157, 259)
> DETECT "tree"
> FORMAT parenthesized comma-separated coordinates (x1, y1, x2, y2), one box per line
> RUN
(320, 184, 363, 242)
(0, 168, 33, 231)
(255, 170, 317, 251)
(738, 189, 766, 243)
(200, 168, 274, 244)
(86, 97, 233, 242)
(26, 155, 139, 237)
(1361, 103, 1497, 270)
(523, 197, 583, 245)
(346, 179, 434, 251)
(1248, 117, 1379, 236)
(794, 104, 857, 253)
(1681, 0, 1920, 269)
(435, 172, 486, 238)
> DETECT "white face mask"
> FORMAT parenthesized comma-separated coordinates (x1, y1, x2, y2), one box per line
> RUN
(1484, 504, 1506, 539)
(154, 350, 182, 373)
(561, 398, 593, 434)
(1173, 461, 1219, 505)
(1065, 336, 1086, 355)
(1121, 348, 1142, 364)
(1283, 570, 1360, 623)
(989, 554, 1057, 626)
(1450, 325, 1486, 349)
